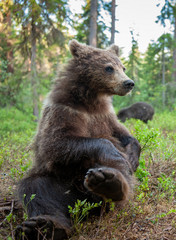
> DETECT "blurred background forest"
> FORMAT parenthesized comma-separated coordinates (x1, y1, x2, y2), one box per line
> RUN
(1, 0, 176, 120)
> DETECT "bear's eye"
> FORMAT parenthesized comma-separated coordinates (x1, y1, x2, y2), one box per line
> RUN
(105, 66, 114, 73)
(123, 67, 126, 72)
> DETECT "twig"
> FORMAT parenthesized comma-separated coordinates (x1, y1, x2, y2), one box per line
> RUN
(121, 223, 131, 237)
(94, 200, 106, 238)
(9, 200, 15, 240)
(36, 227, 48, 240)
(0, 217, 7, 227)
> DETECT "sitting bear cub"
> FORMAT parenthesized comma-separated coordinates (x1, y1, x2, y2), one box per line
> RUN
(15, 40, 141, 240)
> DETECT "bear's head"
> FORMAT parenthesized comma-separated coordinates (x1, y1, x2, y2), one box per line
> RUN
(69, 40, 134, 96)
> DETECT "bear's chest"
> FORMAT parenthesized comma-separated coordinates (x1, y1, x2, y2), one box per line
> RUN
(85, 114, 113, 138)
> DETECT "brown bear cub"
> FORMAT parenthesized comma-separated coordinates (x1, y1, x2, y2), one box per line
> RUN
(15, 40, 141, 240)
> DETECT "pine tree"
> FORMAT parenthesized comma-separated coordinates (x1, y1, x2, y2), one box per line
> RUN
(73, 0, 110, 48)
(156, 0, 176, 90)
(13, 0, 70, 119)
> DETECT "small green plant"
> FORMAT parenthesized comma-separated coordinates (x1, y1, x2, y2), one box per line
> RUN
(68, 199, 102, 234)
(0, 156, 3, 168)
(5, 209, 16, 238)
(6, 212, 13, 223)
(105, 199, 116, 212)
(157, 172, 176, 200)
(22, 193, 36, 220)
(135, 157, 151, 194)
(151, 209, 176, 224)
(130, 120, 160, 152)
(135, 158, 150, 180)
(116, 209, 128, 221)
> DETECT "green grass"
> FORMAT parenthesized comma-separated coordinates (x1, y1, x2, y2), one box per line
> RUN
(0, 107, 36, 136)
(0, 107, 36, 191)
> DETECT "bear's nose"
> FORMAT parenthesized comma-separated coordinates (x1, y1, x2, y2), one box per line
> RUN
(123, 80, 135, 89)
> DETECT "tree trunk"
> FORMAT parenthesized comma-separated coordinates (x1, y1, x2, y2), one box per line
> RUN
(6, 9, 14, 73)
(89, 0, 97, 47)
(110, 0, 116, 44)
(162, 43, 165, 108)
(31, 19, 39, 120)
(172, 15, 176, 82)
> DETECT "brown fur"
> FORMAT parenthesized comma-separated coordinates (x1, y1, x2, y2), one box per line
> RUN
(15, 40, 141, 240)
(117, 102, 155, 123)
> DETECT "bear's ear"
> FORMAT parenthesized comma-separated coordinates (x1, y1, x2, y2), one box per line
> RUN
(107, 44, 120, 56)
(69, 39, 84, 58)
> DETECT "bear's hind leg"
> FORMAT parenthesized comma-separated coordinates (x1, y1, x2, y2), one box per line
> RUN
(84, 167, 131, 201)
(15, 174, 72, 240)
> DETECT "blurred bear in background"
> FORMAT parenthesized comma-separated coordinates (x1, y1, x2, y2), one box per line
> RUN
(117, 102, 154, 123)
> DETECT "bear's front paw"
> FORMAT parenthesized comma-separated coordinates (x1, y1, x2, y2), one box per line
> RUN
(84, 167, 130, 201)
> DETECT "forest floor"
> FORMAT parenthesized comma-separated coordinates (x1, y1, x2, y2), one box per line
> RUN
(0, 108, 176, 240)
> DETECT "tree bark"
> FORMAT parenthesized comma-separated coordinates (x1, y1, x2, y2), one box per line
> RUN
(89, 0, 98, 47)
(110, 0, 116, 44)
(162, 42, 165, 108)
(31, 19, 39, 120)
(172, 14, 176, 82)
(5, 8, 14, 73)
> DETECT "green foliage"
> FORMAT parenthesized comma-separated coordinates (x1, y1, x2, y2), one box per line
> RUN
(0, 107, 36, 136)
(114, 31, 175, 110)
(126, 30, 141, 81)
(13, 0, 70, 51)
(156, 0, 176, 27)
(157, 172, 176, 200)
(141, 33, 173, 109)
(68, 199, 102, 233)
(150, 111, 176, 130)
(0, 0, 72, 111)
(125, 119, 160, 152)
(23, 193, 36, 220)
(0, 107, 36, 184)
(7, 237, 13, 240)
(105, 199, 115, 212)
(151, 209, 176, 224)
(0, 58, 10, 81)
(135, 158, 150, 181)
(123, 113, 176, 199)
(135, 156, 151, 194)
(73, 0, 110, 47)
(6, 212, 13, 223)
